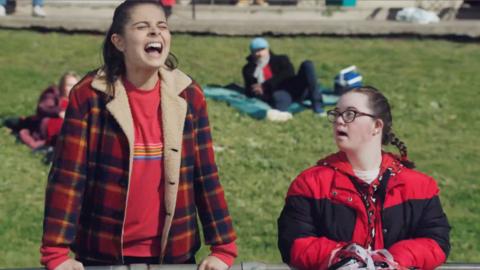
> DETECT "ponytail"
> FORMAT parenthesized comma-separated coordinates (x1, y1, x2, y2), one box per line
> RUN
(387, 132, 415, 169)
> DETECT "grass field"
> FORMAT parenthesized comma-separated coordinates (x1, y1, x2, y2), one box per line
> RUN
(0, 29, 479, 267)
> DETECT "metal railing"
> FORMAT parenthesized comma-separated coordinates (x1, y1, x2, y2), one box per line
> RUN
(7, 262, 480, 270)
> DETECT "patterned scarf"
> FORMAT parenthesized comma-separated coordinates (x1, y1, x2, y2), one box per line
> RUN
(253, 54, 270, 84)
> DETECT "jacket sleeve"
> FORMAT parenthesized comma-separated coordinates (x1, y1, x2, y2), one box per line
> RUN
(41, 86, 88, 264)
(262, 55, 295, 95)
(210, 241, 238, 267)
(388, 180, 450, 270)
(191, 85, 237, 247)
(278, 173, 345, 270)
(242, 62, 257, 98)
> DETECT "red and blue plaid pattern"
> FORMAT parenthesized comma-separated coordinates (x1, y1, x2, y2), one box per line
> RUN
(42, 73, 236, 264)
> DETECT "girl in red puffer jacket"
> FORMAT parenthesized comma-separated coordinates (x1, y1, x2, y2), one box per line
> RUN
(278, 86, 450, 270)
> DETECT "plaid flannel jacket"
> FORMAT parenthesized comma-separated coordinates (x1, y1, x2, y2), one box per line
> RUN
(41, 67, 236, 263)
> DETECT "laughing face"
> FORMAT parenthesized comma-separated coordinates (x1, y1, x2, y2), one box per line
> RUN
(332, 92, 383, 153)
(111, 4, 171, 73)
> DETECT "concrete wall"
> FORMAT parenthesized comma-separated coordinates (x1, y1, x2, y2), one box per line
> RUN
(14, 0, 463, 8)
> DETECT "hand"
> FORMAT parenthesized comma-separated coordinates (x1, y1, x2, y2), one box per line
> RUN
(198, 255, 229, 270)
(328, 243, 374, 270)
(370, 249, 409, 270)
(251, 84, 264, 96)
(59, 111, 66, 119)
(54, 259, 84, 270)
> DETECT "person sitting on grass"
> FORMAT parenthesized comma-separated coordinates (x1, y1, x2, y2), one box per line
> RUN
(242, 37, 325, 121)
(4, 71, 79, 150)
(278, 86, 450, 270)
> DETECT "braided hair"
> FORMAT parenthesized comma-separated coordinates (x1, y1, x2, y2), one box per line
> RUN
(101, 0, 178, 97)
(349, 86, 415, 169)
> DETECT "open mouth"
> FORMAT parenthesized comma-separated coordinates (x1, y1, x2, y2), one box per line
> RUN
(144, 42, 163, 55)
(336, 130, 348, 137)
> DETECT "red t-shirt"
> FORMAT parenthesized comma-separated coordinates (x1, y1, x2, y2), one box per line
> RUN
(123, 78, 238, 263)
(123, 78, 165, 257)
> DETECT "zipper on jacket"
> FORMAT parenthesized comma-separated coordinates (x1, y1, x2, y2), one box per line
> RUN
(348, 169, 392, 249)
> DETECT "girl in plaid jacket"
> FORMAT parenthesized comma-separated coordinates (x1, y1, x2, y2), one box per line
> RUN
(40, 1, 237, 269)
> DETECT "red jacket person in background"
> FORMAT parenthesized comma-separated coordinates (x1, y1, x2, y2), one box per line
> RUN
(7, 71, 80, 149)
(278, 86, 450, 270)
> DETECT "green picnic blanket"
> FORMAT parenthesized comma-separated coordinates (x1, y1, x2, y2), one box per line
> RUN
(203, 85, 339, 119)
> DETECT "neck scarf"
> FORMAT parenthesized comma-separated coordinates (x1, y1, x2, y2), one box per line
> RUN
(253, 54, 270, 84)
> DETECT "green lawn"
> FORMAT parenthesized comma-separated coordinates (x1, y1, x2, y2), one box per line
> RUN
(0, 29, 479, 267)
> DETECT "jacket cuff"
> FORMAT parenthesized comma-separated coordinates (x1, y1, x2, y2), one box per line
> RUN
(40, 245, 70, 270)
(389, 248, 415, 267)
(210, 241, 238, 267)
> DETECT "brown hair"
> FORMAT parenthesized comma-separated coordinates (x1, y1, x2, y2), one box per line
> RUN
(347, 86, 415, 168)
(101, 0, 177, 97)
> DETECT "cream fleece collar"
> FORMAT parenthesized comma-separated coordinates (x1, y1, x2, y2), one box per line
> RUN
(90, 66, 192, 97)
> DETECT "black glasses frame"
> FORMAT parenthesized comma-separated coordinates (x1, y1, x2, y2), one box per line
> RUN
(327, 109, 376, 123)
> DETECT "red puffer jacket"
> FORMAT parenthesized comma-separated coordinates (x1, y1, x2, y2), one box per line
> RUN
(278, 151, 450, 270)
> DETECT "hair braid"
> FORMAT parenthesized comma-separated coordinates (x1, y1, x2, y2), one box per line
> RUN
(388, 132, 415, 169)
(348, 86, 417, 168)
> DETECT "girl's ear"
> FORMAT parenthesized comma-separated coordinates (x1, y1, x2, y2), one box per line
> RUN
(111, 33, 125, 52)
(374, 118, 384, 135)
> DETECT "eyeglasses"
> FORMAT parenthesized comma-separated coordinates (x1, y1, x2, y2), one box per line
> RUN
(327, 109, 376, 123)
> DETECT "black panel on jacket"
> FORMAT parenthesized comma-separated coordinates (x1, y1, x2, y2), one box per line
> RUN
(382, 196, 451, 256)
(277, 196, 356, 263)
